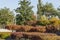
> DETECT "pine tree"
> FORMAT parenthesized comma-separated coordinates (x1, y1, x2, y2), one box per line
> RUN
(15, 0, 34, 25)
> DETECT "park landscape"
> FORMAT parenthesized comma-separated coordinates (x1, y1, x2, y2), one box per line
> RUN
(0, 0, 60, 40)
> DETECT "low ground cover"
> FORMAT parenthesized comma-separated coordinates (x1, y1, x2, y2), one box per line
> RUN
(0, 32, 11, 39)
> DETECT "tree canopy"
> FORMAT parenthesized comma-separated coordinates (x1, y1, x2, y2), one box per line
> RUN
(15, 0, 35, 25)
(0, 7, 14, 26)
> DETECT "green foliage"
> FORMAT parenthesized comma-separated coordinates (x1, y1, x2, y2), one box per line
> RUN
(49, 16, 60, 26)
(57, 7, 60, 18)
(0, 32, 11, 39)
(49, 16, 60, 30)
(43, 3, 58, 16)
(0, 7, 14, 26)
(15, 0, 35, 25)
(36, 1, 60, 26)
(37, 0, 43, 20)
(0, 34, 9, 39)
(37, 15, 50, 26)
(37, 1, 60, 20)
(16, 14, 24, 25)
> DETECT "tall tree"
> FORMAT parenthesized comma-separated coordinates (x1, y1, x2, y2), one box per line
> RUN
(0, 7, 14, 28)
(37, 1, 59, 17)
(15, 0, 35, 25)
(57, 7, 60, 18)
(43, 3, 58, 16)
(37, 0, 43, 20)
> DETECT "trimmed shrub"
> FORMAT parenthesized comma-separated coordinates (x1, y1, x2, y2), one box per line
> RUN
(0, 32, 11, 39)
(49, 16, 60, 31)
(36, 15, 50, 26)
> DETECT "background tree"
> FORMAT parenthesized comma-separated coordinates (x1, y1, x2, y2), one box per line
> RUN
(36, 1, 60, 26)
(57, 7, 60, 18)
(0, 7, 14, 28)
(15, 0, 35, 25)
(37, 0, 43, 20)
(43, 3, 58, 17)
(37, 1, 59, 18)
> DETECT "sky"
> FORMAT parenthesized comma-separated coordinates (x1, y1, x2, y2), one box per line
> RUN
(0, 0, 60, 15)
